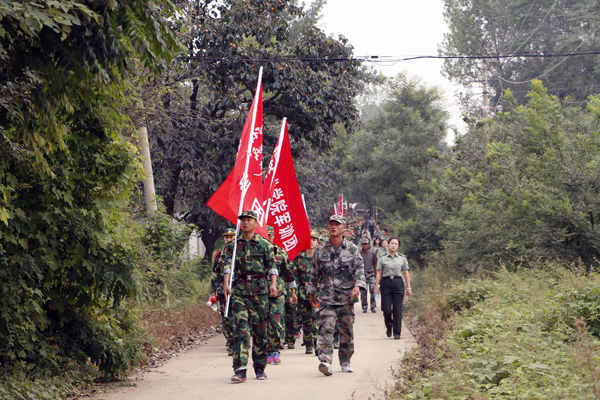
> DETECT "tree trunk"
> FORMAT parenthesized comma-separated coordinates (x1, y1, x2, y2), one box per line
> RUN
(138, 125, 158, 213)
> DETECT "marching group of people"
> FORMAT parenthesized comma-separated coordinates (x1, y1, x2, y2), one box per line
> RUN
(209, 210, 411, 383)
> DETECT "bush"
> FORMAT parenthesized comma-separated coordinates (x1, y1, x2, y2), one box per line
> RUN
(392, 261, 600, 399)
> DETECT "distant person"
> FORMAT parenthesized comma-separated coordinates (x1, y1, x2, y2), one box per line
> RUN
(266, 226, 297, 365)
(373, 236, 382, 251)
(209, 228, 237, 356)
(380, 228, 390, 243)
(292, 231, 320, 354)
(309, 215, 366, 376)
(373, 237, 411, 340)
(377, 239, 389, 258)
(367, 216, 375, 238)
(359, 238, 378, 313)
(223, 211, 278, 383)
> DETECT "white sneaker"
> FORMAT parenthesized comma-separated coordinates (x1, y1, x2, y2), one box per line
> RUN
(341, 365, 354, 373)
(318, 362, 333, 376)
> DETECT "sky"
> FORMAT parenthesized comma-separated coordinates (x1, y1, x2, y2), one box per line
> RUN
(313, 0, 468, 140)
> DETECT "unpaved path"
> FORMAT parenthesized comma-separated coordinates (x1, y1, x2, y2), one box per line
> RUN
(89, 301, 416, 400)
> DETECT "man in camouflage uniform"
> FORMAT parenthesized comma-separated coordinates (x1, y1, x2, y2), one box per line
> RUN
(223, 211, 278, 383)
(309, 215, 366, 376)
(209, 228, 237, 355)
(293, 231, 320, 354)
(266, 226, 297, 364)
(284, 285, 298, 349)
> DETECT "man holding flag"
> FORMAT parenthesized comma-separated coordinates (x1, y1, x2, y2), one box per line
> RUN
(223, 211, 277, 382)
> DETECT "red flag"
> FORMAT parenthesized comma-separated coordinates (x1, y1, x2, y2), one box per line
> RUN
(207, 69, 268, 238)
(338, 194, 344, 216)
(263, 118, 311, 260)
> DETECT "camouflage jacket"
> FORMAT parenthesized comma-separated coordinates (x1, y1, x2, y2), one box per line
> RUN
(308, 238, 366, 306)
(272, 244, 296, 297)
(223, 234, 277, 296)
(210, 248, 227, 295)
(292, 250, 314, 301)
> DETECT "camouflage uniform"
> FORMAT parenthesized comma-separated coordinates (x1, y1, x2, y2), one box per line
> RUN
(223, 233, 277, 373)
(210, 246, 234, 351)
(267, 244, 296, 356)
(308, 238, 366, 367)
(293, 250, 317, 351)
(284, 289, 297, 347)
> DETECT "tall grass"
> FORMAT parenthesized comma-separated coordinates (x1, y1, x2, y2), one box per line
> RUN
(393, 259, 600, 399)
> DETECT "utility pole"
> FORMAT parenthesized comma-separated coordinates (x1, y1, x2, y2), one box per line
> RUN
(482, 63, 489, 119)
(138, 124, 158, 213)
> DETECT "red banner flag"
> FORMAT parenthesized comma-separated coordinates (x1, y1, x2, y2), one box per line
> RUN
(338, 194, 344, 216)
(263, 118, 311, 260)
(207, 69, 268, 238)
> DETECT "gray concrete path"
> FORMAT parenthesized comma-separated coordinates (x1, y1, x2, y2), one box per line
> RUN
(89, 301, 415, 400)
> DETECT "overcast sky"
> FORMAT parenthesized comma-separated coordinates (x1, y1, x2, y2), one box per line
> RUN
(314, 0, 468, 139)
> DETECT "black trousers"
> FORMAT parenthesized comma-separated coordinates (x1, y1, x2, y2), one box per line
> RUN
(380, 277, 404, 336)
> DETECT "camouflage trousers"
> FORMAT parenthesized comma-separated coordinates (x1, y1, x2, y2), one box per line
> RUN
(218, 293, 234, 349)
(231, 294, 268, 372)
(296, 298, 316, 349)
(360, 274, 377, 311)
(284, 300, 297, 345)
(317, 304, 355, 366)
(267, 294, 285, 353)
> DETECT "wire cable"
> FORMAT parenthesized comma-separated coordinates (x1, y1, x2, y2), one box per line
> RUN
(178, 49, 600, 64)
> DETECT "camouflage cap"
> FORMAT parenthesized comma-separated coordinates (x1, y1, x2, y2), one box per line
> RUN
(361, 238, 370, 245)
(238, 210, 258, 220)
(223, 228, 236, 236)
(267, 225, 275, 234)
(310, 230, 320, 239)
(328, 214, 346, 224)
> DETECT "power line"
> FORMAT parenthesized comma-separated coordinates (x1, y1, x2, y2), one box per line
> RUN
(178, 49, 600, 64)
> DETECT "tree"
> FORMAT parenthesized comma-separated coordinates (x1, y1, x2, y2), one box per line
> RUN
(147, 0, 367, 261)
(343, 74, 450, 217)
(435, 81, 600, 270)
(440, 0, 600, 112)
(0, 0, 183, 373)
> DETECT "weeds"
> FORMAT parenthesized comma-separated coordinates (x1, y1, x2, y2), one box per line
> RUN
(393, 261, 600, 399)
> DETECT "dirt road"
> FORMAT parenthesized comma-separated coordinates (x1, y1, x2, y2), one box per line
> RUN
(91, 302, 415, 400)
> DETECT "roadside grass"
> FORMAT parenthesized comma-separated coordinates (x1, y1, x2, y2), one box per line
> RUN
(393, 260, 600, 399)
(0, 272, 219, 400)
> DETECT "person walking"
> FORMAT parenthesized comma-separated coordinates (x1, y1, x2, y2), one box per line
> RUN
(308, 215, 366, 376)
(377, 239, 389, 258)
(373, 237, 411, 340)
(359, 238, 378, 313)
(223, 211, 278, 383)
(292, 231, 320, 354)
(209, 228, 237, 356)
(266, 226, 297, 364)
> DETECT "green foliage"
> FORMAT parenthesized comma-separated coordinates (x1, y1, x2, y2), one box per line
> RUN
(147, 0, 371, 259)
(0, 0, 185, 175)
(545, 282, 600, 338)
(0, 0, 185, 386)
(440, 0, 600, 111)
(140, 210, 193, 267)
(447, 281, 489, 312)
(435, 81, 600, 269)
(0, 101, 143, 373)
(343, 74, 449, 217)
(395, 262, 600, 399)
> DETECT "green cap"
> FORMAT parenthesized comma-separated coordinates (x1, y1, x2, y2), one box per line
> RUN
(223, 228, 236, 236)
(328, 214, 346, 224)
(361, 238, 370, 245)
(238, 210, 258, 221)
(310, 230, 320, 239)
(267, 225, 275, 234)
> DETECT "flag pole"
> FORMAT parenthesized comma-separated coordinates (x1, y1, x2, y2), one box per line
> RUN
(264, 117, 287, 227)
(225, 67, 263, 318)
